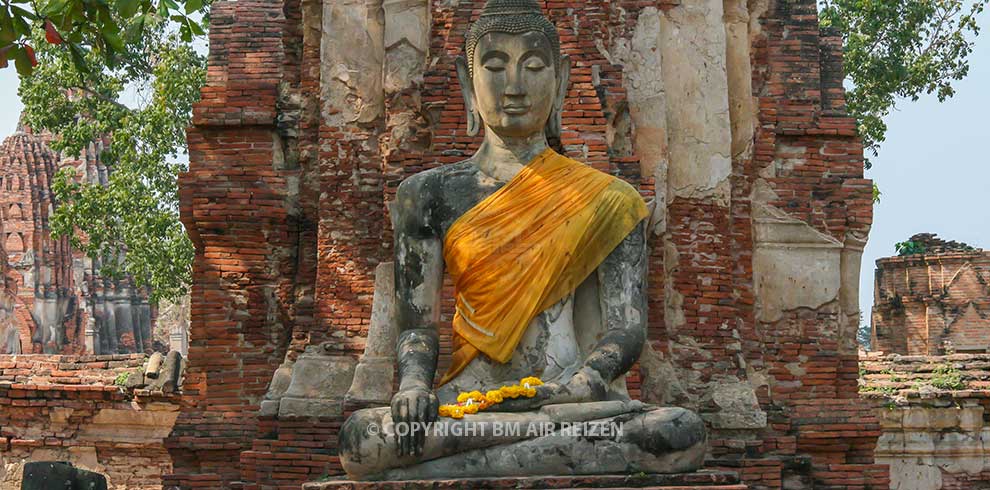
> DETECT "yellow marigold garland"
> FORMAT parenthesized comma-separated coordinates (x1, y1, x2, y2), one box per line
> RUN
(438, 377, 544, 419)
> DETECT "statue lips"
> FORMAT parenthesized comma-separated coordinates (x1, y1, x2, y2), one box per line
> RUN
(502, 104, 531, 115)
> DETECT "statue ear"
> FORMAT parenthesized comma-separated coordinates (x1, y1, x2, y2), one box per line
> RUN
(455, 55, 481, 137)
(547, 55, 571, 140)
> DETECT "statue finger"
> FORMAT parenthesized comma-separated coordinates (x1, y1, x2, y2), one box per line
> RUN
(400, 397, 410, 456)
(405, 396, 416, 457)
(391, 399, 402, 452)
(415, 397, 427, 456)
(427, 395, 439, 424)
(407, 397, 418, 457)
(405, 395, 417, 456)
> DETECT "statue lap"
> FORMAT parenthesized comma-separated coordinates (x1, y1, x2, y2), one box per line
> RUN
(340, 403, 706, 480)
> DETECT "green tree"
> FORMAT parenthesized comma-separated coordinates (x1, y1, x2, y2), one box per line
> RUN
(1, 0, 205, 75)
(857, 323, 872, 351)
(895, 240, 927, 256)
(14, 8, 206, 302)
(821, 0, 988, 165)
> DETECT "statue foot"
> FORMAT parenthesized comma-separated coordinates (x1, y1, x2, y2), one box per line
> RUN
(339, 406, 706, 480)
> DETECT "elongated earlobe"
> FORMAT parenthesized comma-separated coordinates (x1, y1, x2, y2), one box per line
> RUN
(546, 55, 571, 140)
(467, 108, 481, 137)
(455, 56, 481, 137)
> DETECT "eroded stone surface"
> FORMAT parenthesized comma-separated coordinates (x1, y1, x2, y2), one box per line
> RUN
(322, 0, 385, 125)
(340, 404, 706, 480)
(303, 471, 744, 489)
(278, 343, 357, 418)
(346, 262, 398, 405)
(752, 200, 843, 324)
(172, 0, 881, 487)
(659, 0, 732, 202)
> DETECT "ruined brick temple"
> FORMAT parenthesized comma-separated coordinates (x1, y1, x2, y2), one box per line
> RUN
(0, 122, 188, 488)
(872, 233, 990, 355)
(161, 0, 884, 488)
(0, 122, 156, 355)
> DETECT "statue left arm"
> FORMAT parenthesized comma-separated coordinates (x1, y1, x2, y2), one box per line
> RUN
(584, 219, 648, 382)
(496, 221, 648, 410)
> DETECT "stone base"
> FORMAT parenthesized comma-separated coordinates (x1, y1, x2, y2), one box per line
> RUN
(302, 471, 746, 490)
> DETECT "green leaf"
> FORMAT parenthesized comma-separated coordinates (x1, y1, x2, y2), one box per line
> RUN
(820, 0, 990, 161)
(116, 0, 140, 18)
(10, 6, 37, 21)
(0, 44, 11, 68)
(11, 12, 31, 37)
(42, 0, 71, 17)
(184, 0, 203, 14)
(124, 14, 146, 41)
(103, 29, 125, 52)
(12, 46, 32, 76)
(0, 10, 16, 45)
(161, 0, 179, 11)
(187, 17, 204, 36)
(67, 28, 84, 44)
(67, 42, 88, 73)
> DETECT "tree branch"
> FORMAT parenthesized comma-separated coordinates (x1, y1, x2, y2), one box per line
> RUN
(68, 85, 131, 111)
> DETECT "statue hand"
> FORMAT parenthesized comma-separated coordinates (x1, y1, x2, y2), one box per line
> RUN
(490, 367, 609, 412)
(390, 387, 438, 457)
(561, 365, 608, 402)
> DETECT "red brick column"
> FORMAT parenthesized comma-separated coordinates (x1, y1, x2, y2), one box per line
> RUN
(168, 0, 303, 486)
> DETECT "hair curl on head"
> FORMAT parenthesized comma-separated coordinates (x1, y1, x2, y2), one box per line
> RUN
(465, 0, 561, 78)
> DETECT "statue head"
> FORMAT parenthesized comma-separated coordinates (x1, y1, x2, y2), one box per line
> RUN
(456, 0, 571, 139)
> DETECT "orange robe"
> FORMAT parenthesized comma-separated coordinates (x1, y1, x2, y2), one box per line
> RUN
(440, 148, 648, 385)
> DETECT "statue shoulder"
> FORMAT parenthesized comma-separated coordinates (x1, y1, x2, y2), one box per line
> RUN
(397, 160, 476, 195)
(603, 175, 643, 202)
(394, 160, 476, 236)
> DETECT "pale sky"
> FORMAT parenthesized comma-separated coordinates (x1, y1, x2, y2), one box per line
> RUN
(0, 21, 987, 334)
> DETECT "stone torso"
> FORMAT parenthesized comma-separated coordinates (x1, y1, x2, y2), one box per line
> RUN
(410, 158, 584, 402)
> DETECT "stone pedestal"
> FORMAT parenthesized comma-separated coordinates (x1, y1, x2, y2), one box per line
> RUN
(302, 471, 746, 490)
(257, 342, 357, 419)
(345, 262, 397, 406)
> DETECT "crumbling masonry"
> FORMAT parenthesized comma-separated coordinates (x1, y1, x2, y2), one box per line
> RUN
(0, 123, 155, 355)
(167, 0, 882, 489)
(872, 233, 990, 355)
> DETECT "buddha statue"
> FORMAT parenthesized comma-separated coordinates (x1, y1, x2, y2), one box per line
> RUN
(338, 0, 706, 480)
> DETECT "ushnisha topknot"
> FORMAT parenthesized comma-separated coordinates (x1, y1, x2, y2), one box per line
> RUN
(465, 0, 561, 77)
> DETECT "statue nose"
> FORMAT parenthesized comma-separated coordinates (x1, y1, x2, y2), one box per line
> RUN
(505, 69, 526, 96)
(505, 85, 525, 96)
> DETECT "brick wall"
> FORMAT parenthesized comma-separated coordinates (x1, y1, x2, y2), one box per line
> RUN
(172, 0, 886, 489)
(872, 237, 990, 355)
(168, 0, 304, 484)
(0, 354, 179, 490)
(862, 353, 990, 490)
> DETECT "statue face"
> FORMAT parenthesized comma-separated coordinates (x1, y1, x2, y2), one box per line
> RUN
(471, 31, 558, 138)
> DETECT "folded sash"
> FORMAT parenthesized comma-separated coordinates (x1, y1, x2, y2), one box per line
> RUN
(440, 148, 648, 385)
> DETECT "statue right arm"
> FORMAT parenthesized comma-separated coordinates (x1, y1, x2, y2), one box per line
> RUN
(391, 173, 444, 456)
